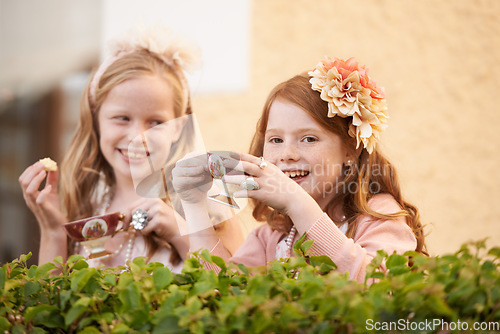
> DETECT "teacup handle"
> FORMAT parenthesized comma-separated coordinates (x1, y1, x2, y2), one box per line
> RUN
(115, 213, 128, 232)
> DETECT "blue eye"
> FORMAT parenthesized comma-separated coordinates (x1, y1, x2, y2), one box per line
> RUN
(115, 116, 130, 122)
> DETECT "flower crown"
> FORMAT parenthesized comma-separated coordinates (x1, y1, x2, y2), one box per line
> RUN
(89, 24, 202, 108)
(308, 57, 388, 154)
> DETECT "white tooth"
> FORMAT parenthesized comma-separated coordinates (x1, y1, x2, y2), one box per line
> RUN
(298, 171, 303, 176)
(290, 172, 296, 177)
(284, 171, 291, 177)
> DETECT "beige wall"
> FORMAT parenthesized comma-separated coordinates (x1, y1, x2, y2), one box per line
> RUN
(192, 0, 500, 255)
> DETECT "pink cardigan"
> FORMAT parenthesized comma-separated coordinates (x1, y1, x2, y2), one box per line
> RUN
(205, 194, 417, 282)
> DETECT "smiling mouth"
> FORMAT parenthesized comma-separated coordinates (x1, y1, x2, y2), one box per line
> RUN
(119, 149, 148, 159)
(283, 170, 310, 180)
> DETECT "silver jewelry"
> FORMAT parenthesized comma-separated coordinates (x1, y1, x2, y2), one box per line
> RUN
(240, 177, 260, 190)
(131, 208, 148, 230)
(258, 157, 268, 170)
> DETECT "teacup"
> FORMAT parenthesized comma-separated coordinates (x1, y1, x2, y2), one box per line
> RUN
(64, 212, 126, 259)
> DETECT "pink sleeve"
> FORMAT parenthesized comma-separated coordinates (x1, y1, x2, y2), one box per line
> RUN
(305, 194, 417, 283)
(228, 228, 268, 268)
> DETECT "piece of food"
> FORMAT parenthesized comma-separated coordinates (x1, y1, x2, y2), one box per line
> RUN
(39, 157, 58, 171)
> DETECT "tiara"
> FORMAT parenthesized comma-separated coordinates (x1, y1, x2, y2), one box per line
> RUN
(89, 24, 202, 108)
(308, 57, 388, 154)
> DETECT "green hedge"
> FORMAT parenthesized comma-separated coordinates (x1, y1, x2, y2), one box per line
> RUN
(0, 239, 499, 333)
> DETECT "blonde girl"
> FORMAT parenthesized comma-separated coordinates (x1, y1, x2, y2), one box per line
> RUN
(173, 57, 427, 282)
(19, 27, 211, 271)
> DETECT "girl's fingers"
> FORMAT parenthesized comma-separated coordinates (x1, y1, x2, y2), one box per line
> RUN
(222, 174, 248, 185)
(45, 169, 59, 189)
(179, 165, 205, 177)
(224, 160, 262, 177)
(237, 152, 262, 165)
(25, 170, 47, 197)
(19, 162, 44, 189)
(36, 184, 52, 205)
(175, 152, 208, 168)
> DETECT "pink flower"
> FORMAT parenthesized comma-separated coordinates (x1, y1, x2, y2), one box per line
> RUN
(308, 56, 388, 154)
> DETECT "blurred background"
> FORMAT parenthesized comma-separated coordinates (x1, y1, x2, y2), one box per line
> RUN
(1, 0, 499, 265)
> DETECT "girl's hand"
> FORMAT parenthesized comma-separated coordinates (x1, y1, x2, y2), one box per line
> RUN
(128, 198, 183, 241)
(223, 153, 312, 217)
(128, 198, 189, 259)
(172, 152, 213, 204)
(18, 161, 67, 231)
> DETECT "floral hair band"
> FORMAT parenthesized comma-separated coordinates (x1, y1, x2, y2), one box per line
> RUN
(308, 57, 388, 154)
(89, 24, 201, 110)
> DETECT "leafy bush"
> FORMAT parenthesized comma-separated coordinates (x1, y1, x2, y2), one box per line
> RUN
(0, 239, 499, 333)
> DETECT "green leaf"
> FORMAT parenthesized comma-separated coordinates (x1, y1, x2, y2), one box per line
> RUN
(385, 254, 407, 269)
(30, 327, 48, 334)
(235, 263, 249, 276)
(367, 272, 385, 280)
(153, 267, 173, 291)
(25, 305, 59, 323)
(103, 273, 118, 286)
(70, 259, 89, 271)
(293, 232, 308, 256)
(301, 240, 314, 253)
(24, 280, 41, 297)
(0, 317, 10, 331)
(488, 247, 500, 259)
(117, 272, 133, 289)
(0, 267, 5, 290)
(428, 295, 455, 317)
(28, 305, 65, 328)
(119, 282, 142, 310)
(65, 304, 89, 326)
(71, 268, 96, 292)
(19, 253, 32, 264)
(28, 265, 37, 278)
(186, 296, 202, 313)
(309, 255, 337, 269)
(35, 262, 58, 278)
(11, 324, 27, 334)
(79, 327, 101, 334)
(200, 249, 212, 263)
(152, 315, 183, 334)
(111, 323, 132, 334)
(211, 256, 227, 272)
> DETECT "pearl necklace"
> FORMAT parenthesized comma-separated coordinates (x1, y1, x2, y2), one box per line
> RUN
(123, 230, 135, 264)
(285, 226, 297, 254)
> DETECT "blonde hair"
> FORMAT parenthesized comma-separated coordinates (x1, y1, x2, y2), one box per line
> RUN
(60, 51, 195, 263)
(249, 72, 427, 256)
